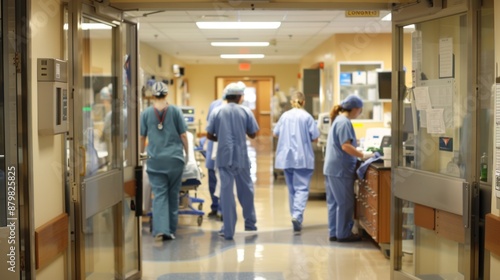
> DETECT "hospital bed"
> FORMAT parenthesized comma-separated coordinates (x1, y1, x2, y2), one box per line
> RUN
(143, 131, 205, 230)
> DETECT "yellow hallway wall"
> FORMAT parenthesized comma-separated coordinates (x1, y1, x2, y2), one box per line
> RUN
(184, 63, 299, 133)
(30, 0, 66, 279)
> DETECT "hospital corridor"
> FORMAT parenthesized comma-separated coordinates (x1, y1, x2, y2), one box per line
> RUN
(140, 136, 390, 280)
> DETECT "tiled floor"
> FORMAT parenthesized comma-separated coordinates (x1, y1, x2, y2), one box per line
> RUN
(141, 136, 391, 280)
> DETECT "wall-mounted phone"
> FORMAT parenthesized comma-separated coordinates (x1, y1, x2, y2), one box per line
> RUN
(37, 58, 68, 135)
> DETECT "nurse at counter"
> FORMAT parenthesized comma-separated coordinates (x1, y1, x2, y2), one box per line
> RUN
(323, 95, 374, 242)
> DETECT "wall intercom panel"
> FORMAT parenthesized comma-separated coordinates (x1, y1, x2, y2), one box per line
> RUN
(37, 58, 68, 135)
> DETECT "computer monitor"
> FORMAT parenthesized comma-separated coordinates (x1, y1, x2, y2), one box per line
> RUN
(402, 104, 416, 134)
(378, 72, 392, 100)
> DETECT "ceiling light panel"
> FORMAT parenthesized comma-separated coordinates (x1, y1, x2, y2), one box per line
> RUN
(220, 54, 265, 59)
(211, 42, 270, 47)
(196, 22, 281, 29)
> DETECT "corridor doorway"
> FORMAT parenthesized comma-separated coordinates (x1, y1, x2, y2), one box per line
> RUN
(216, 77, 274, 136)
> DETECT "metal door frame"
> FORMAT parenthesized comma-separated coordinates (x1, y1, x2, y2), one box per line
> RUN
(0, 0, 30, 279)
(67, 1, 129, 279)
(390, 1, 480, 279)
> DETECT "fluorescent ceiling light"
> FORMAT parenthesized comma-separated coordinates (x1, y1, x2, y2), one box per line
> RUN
(63, 23, 112, 30)
(220, 54, 265, 59)
(196, 22, 281, 29)
(381, 13, 414, 28)
(211, 42, 270, 47)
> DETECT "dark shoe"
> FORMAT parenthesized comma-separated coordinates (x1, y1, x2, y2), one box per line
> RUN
(154, 233, 175, 241)
(291, 218, 301, 232)
(329, 236, 337, 242)
(337, 233, 362, 242)
(245, 226, 257, 231)
(207, 210, 218, 218)
(218, 230, 233, 240)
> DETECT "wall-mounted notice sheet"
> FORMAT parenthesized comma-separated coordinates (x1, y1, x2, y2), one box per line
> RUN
(439, 37, 453, 78)
(414, 86, 431, 110)
(416, 79, 455, 130)
(426, 108, 445, 134)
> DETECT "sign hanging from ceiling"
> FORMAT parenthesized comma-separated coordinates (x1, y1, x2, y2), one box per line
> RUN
(239, 62, 251, 71)
(345, 10, 380, 17)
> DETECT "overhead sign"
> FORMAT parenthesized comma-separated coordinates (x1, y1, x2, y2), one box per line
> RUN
(345, 10, 380, 17)
(239, 62, 251, 71)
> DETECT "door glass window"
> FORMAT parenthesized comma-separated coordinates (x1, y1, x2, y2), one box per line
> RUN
(396, 14, 468, 279)
(401, 15, 469, 180)
(81, 17, 119, 279)
(82, 18, 117, 178)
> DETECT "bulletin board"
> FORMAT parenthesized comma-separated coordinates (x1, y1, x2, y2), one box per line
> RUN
(414, 78, 455, 134)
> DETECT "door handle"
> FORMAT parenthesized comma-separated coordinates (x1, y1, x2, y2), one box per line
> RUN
(463, 182, 470, 228)
(79, 146, 86, 177)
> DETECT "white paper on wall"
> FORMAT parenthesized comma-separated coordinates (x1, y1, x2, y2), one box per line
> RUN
(439, 37, 453, 78)
(426, 108, 446, 134)
(418, 79, 455, 130)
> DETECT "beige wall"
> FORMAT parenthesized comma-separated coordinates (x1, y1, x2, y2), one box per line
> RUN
(30, 0, 66, 279)
(183, 63, 299, 133)
(139, 42, 186, 104)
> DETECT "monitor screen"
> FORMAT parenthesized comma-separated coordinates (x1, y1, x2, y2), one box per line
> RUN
(378, 72, 391, 100)
(340, 72, 352, 86)
(403, 104, 417, 135)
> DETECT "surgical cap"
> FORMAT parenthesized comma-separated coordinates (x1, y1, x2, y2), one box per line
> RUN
(100, 86, 111, 100)
(152, 81, 168, 96)
(224, 82, 246, 96)
(341, 95, 363, 110)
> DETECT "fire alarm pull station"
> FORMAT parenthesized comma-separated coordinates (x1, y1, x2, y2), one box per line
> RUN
(37, 58, 68, 135)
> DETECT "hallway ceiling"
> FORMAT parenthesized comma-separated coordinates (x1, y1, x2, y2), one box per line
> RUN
(124, 9, 393, 64)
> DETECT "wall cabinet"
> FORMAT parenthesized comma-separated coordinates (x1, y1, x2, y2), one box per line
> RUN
(357, 164, 391, 257)
(338, 62, 389, 121)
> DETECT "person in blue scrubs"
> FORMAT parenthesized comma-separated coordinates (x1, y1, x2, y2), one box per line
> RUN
(273, 91, 320, 233)
(205, 97, 225, 219)
(323, 95, 374, 242)
(206, 82, 260, 240)
(140, 82, 189, 241)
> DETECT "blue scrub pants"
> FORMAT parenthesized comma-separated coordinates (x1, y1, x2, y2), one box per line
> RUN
(219, 166, 257, 239)
(208, 168, 221, 212)
(147, 162, 184, 236)
(325, 175, 355, 239)
(284, 168, 313, 224)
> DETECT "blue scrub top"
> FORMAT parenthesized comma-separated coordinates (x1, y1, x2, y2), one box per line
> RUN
(206, 103, 259, 169)
(140, 105, 187, 173)
(323, 115, 357, 178)
(273, 108, 320, 170)
(205, 99, 224, 169)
